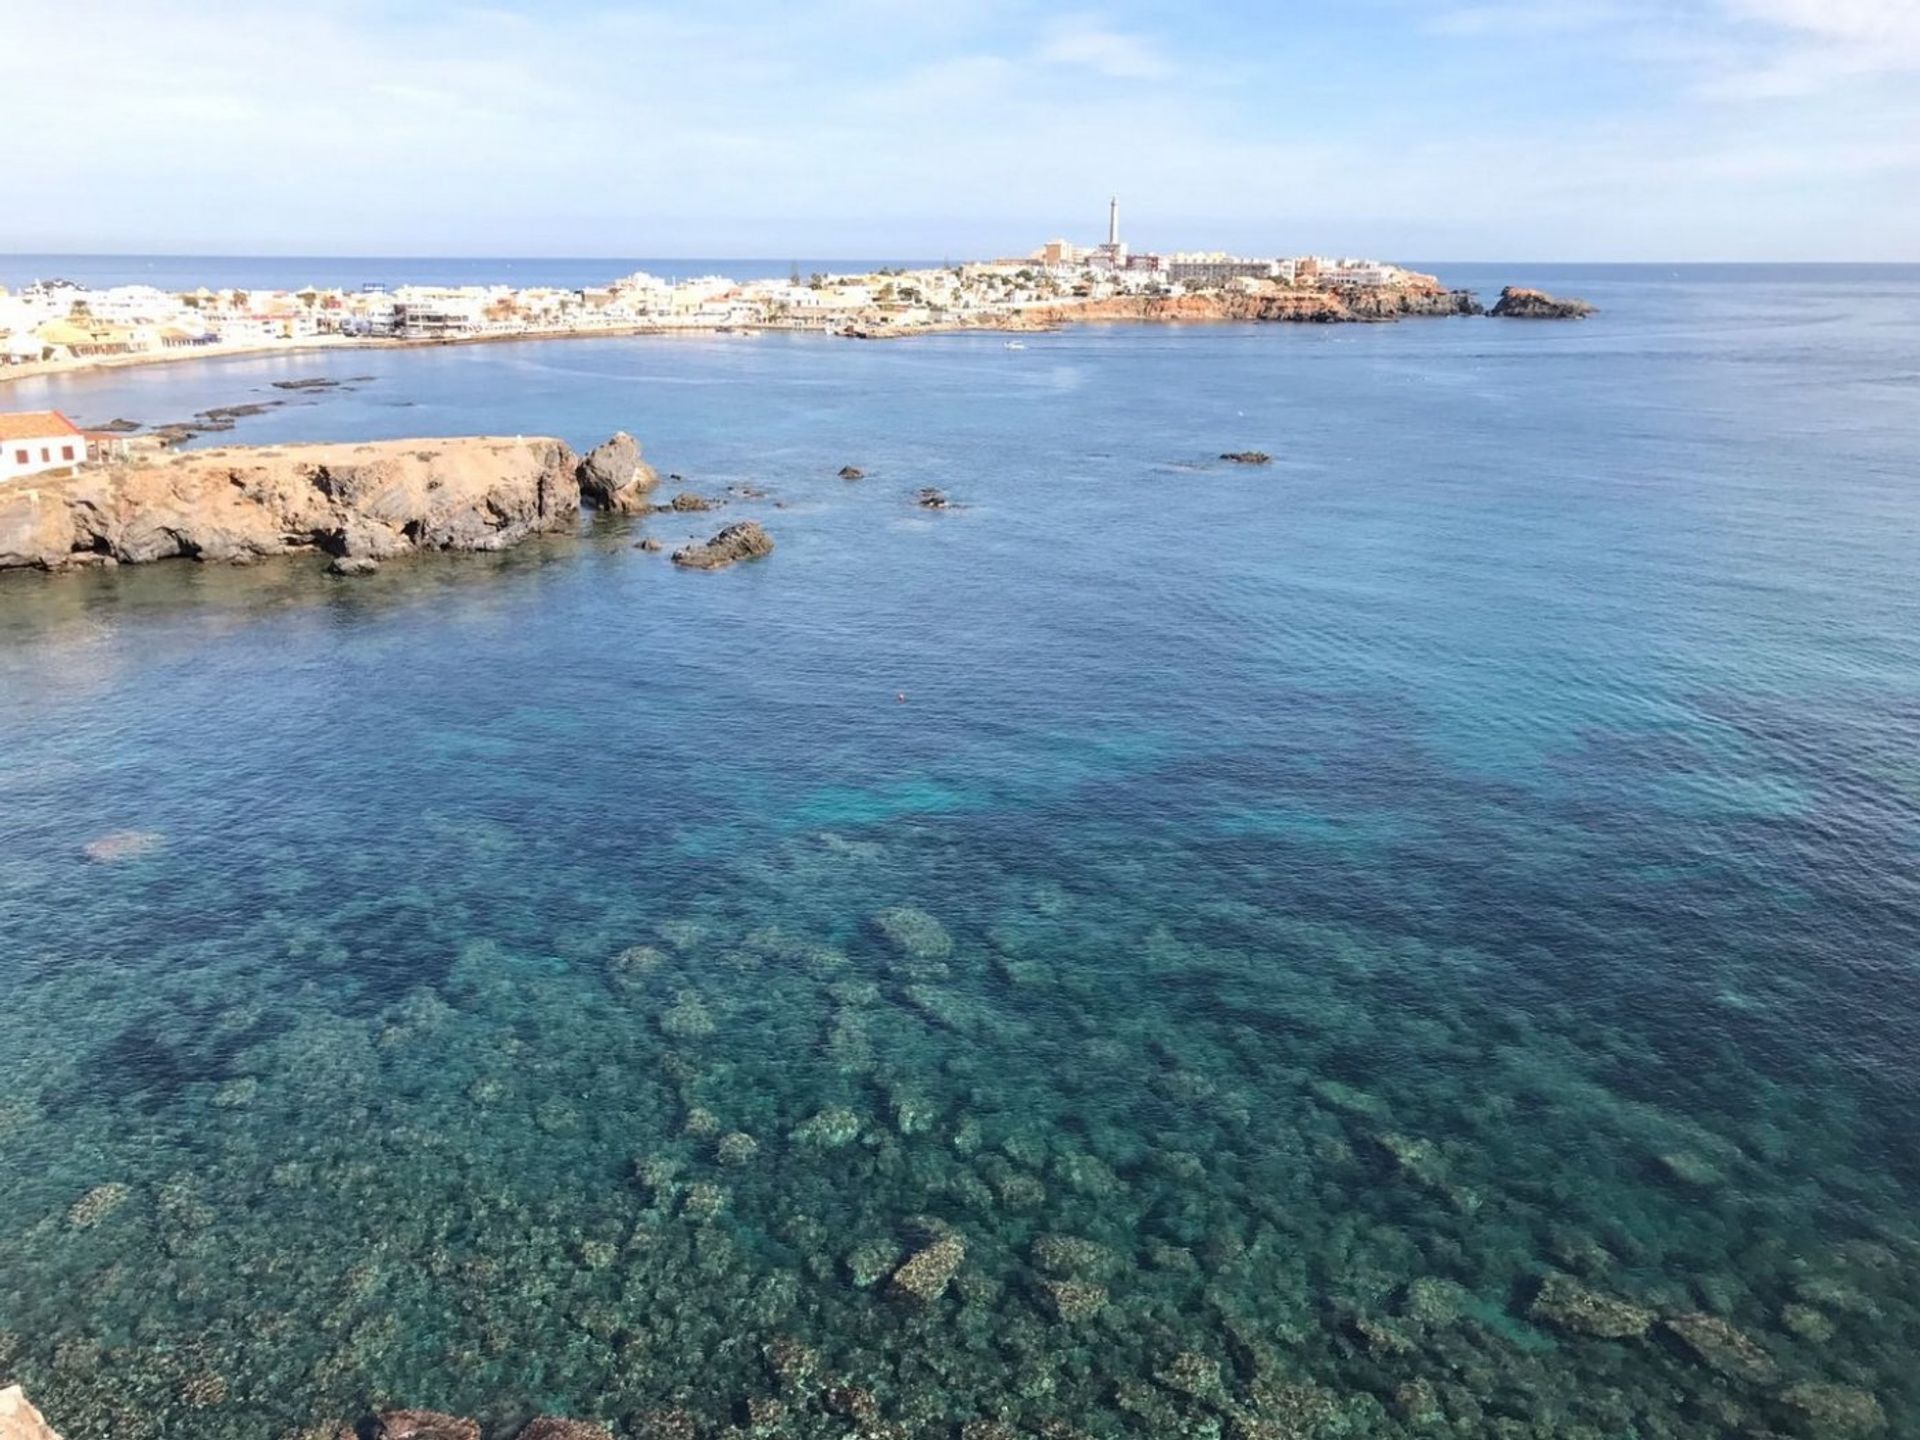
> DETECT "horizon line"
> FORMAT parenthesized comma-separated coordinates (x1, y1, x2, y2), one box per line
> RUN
(4, 252, 1919, 267)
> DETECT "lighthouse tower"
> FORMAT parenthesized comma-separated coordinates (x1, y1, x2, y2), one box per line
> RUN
(1098, 196, 1128, 268)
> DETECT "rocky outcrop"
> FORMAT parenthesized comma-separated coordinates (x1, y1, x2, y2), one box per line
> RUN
(0, 436, 590, 572)
(1490, 286, 1596, 319)
(1220, 451, 1271, 465)
(0, 1387, 61, 1440)
(575, 431, 659, 514)
(671, 521, 774, 570)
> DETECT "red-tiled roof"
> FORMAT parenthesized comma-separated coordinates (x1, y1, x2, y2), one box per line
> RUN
(0, 411, 82, 441)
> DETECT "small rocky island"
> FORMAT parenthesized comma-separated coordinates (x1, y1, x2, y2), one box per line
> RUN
(1489, 286, 1597, 320)
(0, 430, 723, 574)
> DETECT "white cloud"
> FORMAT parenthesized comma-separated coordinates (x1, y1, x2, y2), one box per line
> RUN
(1034, 17, 1172, 77)
(1706, 0, 1920, 94)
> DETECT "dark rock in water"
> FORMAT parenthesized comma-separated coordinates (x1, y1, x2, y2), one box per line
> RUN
(672, 521, 774, 570)
(326, 556, 381, 577)
(94, 418, 142, 433)
(839, 465, 865, 479)
(577, 431, 660, 515)
(197, 402, 279, 423)
(1220, 451, 1271, 465)
(371, 1411, 480, 1440)
(665, 492, 715, 512)
(916, 488, 951, 509)
(636, 537, 664, 552)
(1490, 286, 1596, 319)
(270, 377, 344, 391)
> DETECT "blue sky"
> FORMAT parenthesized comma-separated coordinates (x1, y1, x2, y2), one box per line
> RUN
(6, 0, 1917, 259)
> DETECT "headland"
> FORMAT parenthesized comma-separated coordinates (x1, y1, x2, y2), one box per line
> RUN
(0, 213, 1593, 387)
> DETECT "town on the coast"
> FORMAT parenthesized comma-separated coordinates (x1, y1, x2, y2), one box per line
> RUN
(0, 202, 1587, 386)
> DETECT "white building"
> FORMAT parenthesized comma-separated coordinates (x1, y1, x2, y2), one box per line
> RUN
(0, 411, 86, 482)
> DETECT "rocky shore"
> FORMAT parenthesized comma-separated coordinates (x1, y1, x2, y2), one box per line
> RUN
(1002, 280, 1569, 331)
(0, 431, 669, 573)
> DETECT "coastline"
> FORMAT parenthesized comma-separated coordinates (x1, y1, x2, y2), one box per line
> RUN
(0, 284, 1580, 390)
(0, 324, 768, 391)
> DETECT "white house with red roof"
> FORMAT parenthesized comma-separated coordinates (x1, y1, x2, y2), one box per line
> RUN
(0, 411, 86, 482)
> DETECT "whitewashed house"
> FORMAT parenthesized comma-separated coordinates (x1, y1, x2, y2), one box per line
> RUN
(0, 412, 85, 482)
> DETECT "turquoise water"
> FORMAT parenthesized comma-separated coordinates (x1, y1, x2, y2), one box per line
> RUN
(2, 268, 1919, 1439)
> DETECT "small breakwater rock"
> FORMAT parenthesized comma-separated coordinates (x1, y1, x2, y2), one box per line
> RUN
(326, 556, 381, 577)
(662, 492, 716, 512)
(915, 487, 952, 510)
(1489, 286, 1596, 319)
(671, 521, 774, 570)
(838, 465, 865, 479)
(575, 430, 660, 514)
(1220, 451, 1272, 465)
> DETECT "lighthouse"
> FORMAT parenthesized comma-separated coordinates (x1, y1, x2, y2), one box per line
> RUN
(1108, 195, 1120, 248)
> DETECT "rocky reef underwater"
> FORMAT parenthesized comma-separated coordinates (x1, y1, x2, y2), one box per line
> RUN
(0, 810, 1909, 1440)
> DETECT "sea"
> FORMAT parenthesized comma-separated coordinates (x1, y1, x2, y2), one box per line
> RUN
(0, 263, 1917, 1440)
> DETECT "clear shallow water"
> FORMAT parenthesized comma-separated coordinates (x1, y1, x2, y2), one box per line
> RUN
(2, 269, 1919, 1439)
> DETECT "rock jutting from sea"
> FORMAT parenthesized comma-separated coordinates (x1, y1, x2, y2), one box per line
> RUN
(1489, 286, 1598, 319)
(0, 432, 682, 573)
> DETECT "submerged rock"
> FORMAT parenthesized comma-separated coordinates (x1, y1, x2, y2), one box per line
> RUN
(791, 1107, 862, 1148)
(671, 521, 774, 570)
(326, 556, 380, 577)
(1030, 1234, 1121, 1279)
(871, 905, 954, 961)
(1774, 1382, 1886, 1436)
(665, 492, 715, 512)
(1661, 1312, 1779, 1383)
(576, 431, 660, 514)
(81, 830, 163, 863)
(845, 1238, 902, 1288)
(889, 1233, 966, 1302)
(516, 1422, 614, 1440)
(838, 465, 865, 479)
(371, 1412, 480, 1440)
(1219, 451, 1272, 465)
(1038, 1276, 1108, 1323)
(1489, 285, 1596, 319)
(915, 487, 952, 509)
(1528, 1273, 1655, 1339)
(66, 1183, 130, 1229)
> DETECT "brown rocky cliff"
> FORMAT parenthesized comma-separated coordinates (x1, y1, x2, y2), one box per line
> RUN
(0, 435, 584, 572)
(1020, 280, 1481, 329)
(0, 1387, 61, 1440)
